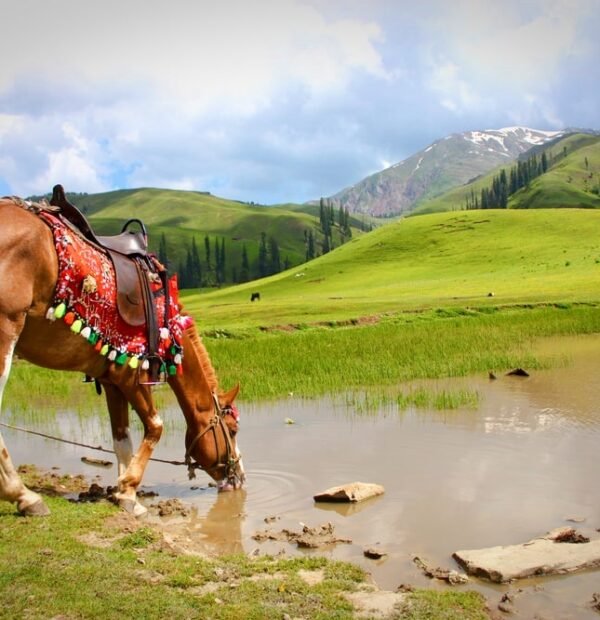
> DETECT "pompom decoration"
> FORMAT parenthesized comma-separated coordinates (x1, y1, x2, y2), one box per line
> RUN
(115, 352, 128, 365)
(142, 359, 150, 370)
(45, 307, 56, 321)
(129, 356, 139, 369)
(63, 312, 76, 326)
(108, 350, 117, 361)
(70, 319, 83, 334)
(80, 326, 91, 339)
(174, 353, 182, 365)
(54, 303, 67, 319)
(160, 327, 170, 340)
(100, 344, 110, 356)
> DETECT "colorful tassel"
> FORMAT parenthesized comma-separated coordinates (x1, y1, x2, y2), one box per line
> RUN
(168, 364, 177, 376)
(174, 353, 182, 365)
(142, 359, 150, 371)
(128, 356, 139, 369)
(108, 350, 117, 361)
(45, 307, 56, 321)
(115, 352, 128, 365)
(70, 319, 83, 334)
(54, 303, 67, 319)
(100, 344, 110, 356)
(88, 331, 99, 345)
(95, 339, 104, 352)
(63, 311, 76, 326)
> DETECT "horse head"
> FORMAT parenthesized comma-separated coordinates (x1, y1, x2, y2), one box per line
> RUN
(183, 383, 245, 491)
(168, 325, 245, 492)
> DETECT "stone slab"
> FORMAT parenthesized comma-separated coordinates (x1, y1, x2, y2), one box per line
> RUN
(313, 482, 385, 503)
(453, 528, 600, 583)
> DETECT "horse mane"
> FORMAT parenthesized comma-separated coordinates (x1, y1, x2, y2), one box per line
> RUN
(184, 321, 219, 393)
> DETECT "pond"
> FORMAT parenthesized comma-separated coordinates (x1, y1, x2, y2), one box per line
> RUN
(3, 335, 600, 618)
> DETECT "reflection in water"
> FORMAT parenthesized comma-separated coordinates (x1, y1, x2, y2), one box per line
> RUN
(3, 334, 600, 618)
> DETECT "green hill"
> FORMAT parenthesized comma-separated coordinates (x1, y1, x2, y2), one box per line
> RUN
(36, 188, 361, 287)
(412, 133, 600, 215)
(181, 208, 600, 330)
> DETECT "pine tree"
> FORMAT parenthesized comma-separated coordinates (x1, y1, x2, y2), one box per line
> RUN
(158, 233, 168, 267)
(240, 244, 250, 282)
(269, 236, 281, 274)
(258, 232, 268, 278)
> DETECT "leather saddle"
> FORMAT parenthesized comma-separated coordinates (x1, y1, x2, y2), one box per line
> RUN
(49, 184, 164, 345)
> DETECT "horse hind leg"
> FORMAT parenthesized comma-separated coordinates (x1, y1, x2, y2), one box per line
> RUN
(0, 321, 50, 516)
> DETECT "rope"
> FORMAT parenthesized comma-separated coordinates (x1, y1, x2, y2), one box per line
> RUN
(0, 421, 188, 467)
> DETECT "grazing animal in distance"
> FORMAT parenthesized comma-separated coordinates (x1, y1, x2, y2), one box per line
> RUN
(250, 292, 261, 302)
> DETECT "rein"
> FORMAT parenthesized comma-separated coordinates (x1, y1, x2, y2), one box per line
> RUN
(184, 392, 241, 481)
(1, 391, 239, 478)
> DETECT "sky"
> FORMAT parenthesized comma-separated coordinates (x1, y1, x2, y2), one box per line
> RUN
(0, 0, 599, 204)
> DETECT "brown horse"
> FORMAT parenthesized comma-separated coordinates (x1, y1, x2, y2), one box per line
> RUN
(0, 198, 244, 517)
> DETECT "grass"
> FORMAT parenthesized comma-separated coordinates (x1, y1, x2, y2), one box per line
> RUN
(0, 494, 489, 620)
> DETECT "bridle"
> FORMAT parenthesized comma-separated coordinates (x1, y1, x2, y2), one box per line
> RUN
(184, 392, 242, 482)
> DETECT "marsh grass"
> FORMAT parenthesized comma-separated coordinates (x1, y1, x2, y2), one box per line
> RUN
(0, 495, 488, 619)
(5, 305, 600, 409)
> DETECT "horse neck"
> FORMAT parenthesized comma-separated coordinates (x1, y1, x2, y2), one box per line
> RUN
(168, 326, 218, 423)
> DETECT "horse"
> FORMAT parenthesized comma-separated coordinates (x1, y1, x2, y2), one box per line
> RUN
(0, 197, 245, 517)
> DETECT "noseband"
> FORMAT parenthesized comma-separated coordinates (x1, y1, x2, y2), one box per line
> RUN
(184, 392, 241, 481)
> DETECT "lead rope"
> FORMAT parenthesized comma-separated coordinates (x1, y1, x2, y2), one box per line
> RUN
(0, 421, 190, 468)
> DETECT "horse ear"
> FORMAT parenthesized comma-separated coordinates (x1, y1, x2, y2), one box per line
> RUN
(220, 383, 240, 406)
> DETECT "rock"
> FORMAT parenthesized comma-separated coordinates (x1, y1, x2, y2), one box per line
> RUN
(81, 457, 113, 468)
(363, 546, 388, 560)
(313, 482, 385, 503)
(506, 368, 530, 377)
(412, 555, 468, 585)
(453, 528, 600, 583)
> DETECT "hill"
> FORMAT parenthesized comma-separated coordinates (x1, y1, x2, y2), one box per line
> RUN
(181, 208, 600, 331)
(412, 133, 600, 214)
(28, 188, 362, 288)
(326, 127, 563, 217)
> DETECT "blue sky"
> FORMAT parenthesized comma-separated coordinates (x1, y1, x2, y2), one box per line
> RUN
(1, 0, 599, 204)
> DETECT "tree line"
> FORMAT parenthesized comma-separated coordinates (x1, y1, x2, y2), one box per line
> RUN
(464, 147, 567, 210)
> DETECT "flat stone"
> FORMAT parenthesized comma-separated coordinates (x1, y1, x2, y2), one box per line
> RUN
(453, 528, 600, 583)
(313, 482, 385, 503)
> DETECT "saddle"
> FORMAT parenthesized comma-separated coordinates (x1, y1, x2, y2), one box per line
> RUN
(50, 184, 168, 376)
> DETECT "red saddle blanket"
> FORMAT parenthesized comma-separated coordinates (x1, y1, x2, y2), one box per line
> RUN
(40, 212, 192, 374)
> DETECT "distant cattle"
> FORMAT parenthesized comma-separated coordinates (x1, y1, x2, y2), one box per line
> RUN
(250, 292, 261, 302)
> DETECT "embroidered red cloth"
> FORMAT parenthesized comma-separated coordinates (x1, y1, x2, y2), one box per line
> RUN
(40, 212, 192, 367)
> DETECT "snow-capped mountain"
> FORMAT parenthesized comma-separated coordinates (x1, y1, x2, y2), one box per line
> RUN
(329, 127, 565, 217)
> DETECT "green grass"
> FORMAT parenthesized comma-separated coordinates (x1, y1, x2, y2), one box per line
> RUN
(182, 208, 600, 331)
(0, 496, 488, 619)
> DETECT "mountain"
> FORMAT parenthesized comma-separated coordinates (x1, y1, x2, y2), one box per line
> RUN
(328, 127, 565, 217)
(411, 132, 600, 215)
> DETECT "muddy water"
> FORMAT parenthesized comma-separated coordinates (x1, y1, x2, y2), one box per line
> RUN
(4, 335, 600, 618)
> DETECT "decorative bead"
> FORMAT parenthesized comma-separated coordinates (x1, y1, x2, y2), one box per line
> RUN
(170, 345, 177, 356)
(70, 319, 83, 334)
(88, 331, 98, 345)
(95, 339, 104, 352)
(100, 344, 110, 356)
(80, 326, 91, 339)
(108, 350, 117, 361)
(176, 364, 183, 375)
(142, 359, 150, 370)
(129, 356, 139, 369)
(160, 327, 170, 340)
(174, 353, 182, 365)
(168, 364, 177, 376)
(64, 312, 76, 326)
(45, 307, 56, 321)
(54, 303, 67, 319)
(115, 352, 128, 365)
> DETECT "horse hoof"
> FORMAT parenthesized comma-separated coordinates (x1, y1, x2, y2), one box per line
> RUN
(119, 497, 148, 518)
(19, 499, 50, 517)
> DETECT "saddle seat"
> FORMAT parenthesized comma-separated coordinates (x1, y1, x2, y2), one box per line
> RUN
(49, 184, 161, 332)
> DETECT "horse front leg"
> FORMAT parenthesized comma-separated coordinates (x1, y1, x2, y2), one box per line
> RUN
(104, 381, 163, 517)
(0, 320, 49, 516)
